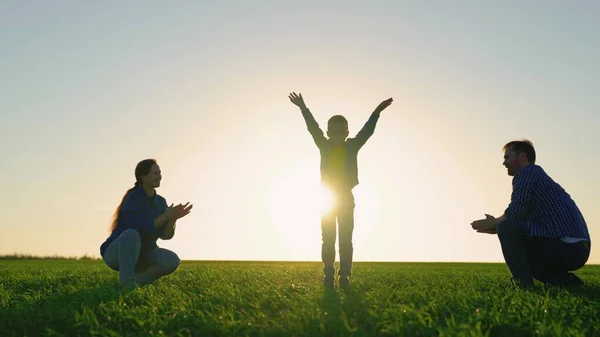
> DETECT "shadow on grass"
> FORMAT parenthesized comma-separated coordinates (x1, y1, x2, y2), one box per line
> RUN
(0, 281, 125, 337)
(561, 282, 600, 302)
(556, 266, 600, 301)
(532, 272, 600, 302)
(319, 285, 370, 336)
(320, 288, 342, 335)
(489, 324, 537, 337)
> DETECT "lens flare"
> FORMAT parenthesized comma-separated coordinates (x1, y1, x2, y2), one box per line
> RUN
(319, 185, 336, 216)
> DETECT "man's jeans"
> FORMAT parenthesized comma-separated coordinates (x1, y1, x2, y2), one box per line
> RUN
(321, 190, 355, 279)
(497, 219, 590, 286)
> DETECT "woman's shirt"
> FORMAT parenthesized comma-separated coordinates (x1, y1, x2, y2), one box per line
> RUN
(100, 186, 169, 261)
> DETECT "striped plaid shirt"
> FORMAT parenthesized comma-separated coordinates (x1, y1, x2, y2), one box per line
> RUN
(504, 164, 590, 240)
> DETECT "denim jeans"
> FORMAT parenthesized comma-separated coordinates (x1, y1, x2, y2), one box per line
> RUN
(497, 219, 590, 286)
(102, 229, 180, 285)
(321, 190, 355, 278)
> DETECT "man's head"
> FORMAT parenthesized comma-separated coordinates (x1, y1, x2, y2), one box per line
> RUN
(502, 140, 536, 176)
(327, 115, 349, 145)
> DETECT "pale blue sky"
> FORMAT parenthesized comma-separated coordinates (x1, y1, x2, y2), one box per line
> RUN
(1, 1, 599, 263)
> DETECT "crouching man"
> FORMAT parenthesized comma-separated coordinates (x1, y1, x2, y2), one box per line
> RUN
(471, 140, 591, 288)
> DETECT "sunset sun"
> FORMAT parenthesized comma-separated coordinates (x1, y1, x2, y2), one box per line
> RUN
(266, 160, 379, 260)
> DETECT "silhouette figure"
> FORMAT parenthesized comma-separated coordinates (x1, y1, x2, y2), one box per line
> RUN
(471, 140, 591, 288)
(99, 159, 193, 289)
(289, 92, 393, 288)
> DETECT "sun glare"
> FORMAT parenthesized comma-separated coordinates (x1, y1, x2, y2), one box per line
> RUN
(319, 186, 336, 216)
(267, 160, 379, 260)
(266, 162, 323, 260)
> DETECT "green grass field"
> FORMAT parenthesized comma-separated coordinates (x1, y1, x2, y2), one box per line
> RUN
(1, 261, 599, 337)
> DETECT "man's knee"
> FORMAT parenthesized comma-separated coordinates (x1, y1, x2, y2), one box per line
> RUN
(497, 219, 525, 239)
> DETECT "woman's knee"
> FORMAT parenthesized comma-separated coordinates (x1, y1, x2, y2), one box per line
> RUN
(102, 255, 120, 271)
(171, 252, 181, 272)
(162, 250, 181, 274)
(119, 229, 141, 246)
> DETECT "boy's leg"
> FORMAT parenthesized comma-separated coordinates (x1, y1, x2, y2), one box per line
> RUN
(135, 248, 181, 285)
(101, 229, 142, 286)
(321, 212, 337, 280)
(526, 237, 590, 286)
(496, 219, 534, 287)
(337, 192, 355, 279)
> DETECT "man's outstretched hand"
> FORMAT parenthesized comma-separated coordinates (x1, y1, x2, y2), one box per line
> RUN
(374, 98, 393, 114)
(289, 92, 307, 110)
(471, 214, 497, 234)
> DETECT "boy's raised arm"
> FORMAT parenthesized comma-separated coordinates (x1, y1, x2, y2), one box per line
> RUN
(354, 97, 393, 148)
(289, 92, 327, 148)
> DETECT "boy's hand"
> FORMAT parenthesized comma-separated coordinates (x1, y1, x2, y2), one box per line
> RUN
(289, 92, 307, 110)
(374, 98, 393, 114)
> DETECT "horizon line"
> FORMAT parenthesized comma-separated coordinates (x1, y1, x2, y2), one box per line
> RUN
(1, 254, 598, 266)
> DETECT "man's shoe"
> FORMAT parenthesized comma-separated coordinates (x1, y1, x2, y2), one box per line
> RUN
(567, 273, 584, 287)
(510, 277, 534, 289)
(539, 273, 585, 288)
(554, 273, 585, 287)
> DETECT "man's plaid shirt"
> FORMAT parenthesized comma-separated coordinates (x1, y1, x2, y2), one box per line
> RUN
(504, 164, 590, 240)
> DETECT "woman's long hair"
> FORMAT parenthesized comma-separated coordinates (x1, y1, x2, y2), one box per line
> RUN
(109, 159, 157, 232)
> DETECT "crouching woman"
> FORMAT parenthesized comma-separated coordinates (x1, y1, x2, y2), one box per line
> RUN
(100, 159, 193, 288)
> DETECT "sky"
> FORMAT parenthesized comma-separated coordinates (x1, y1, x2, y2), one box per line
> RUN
(1, 1, 599, 264)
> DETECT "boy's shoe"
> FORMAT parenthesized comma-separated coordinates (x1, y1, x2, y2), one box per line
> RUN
(339, 276, 350, 288)
(323, 277, 335, 289)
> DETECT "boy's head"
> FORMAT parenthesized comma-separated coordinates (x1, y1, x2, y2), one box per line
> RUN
(327, 115, 349, 144)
